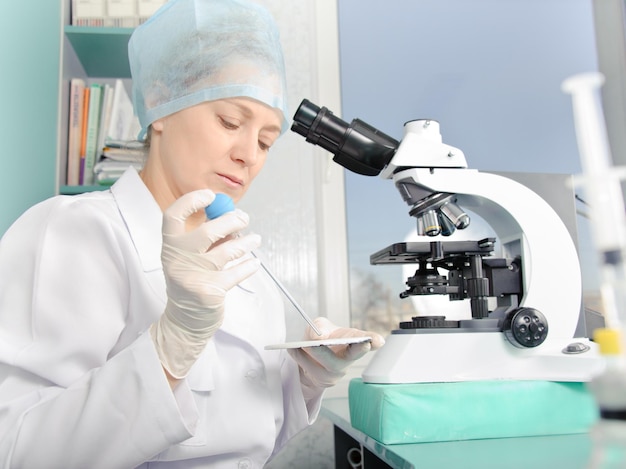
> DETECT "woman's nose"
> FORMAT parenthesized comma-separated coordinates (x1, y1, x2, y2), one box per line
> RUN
(232, 135, 259, 166)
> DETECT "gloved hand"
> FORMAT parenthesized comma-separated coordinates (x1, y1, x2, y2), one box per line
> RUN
(288, 317, 385, 398)
(150, 189, 261, 379)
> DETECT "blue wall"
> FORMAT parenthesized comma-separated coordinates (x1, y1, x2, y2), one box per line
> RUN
(0, 1, 60, 235)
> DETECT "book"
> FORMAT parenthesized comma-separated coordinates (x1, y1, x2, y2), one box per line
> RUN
(94, 158, 144, 185)
(138, 0, 168, 22)
(79, 86, 91, 185)
(96, 83, 114, 162)
(82, 83, 104, 185)
(66, 78, 86, 186)
(95, 138, 146, 185)
(103, 139, 145, 150)
(101, 146, 146, 161)
(80, 79, 144, 186)
(72, 0, 106, 27)
(107, 79, 140, 141)
(105, 0, 139, 28)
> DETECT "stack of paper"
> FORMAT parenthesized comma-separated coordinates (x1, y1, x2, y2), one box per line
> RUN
(95, 140, 145, 185)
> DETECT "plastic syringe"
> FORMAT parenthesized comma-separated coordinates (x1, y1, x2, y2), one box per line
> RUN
(205, 193, 322, 336)
(563, 73, 626, 334)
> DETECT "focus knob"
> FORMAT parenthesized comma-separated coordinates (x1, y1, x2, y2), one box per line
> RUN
(502, 307, 548, 348)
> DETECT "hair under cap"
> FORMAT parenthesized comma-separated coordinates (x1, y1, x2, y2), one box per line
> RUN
(128, 0, 288, 140)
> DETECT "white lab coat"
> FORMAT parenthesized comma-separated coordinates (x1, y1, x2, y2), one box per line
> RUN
(0, 168, 320, 469)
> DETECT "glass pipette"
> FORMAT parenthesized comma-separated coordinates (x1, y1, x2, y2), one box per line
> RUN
(205, 193, 322, 336)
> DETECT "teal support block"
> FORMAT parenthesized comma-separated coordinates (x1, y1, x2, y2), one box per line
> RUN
(349, 378, 599, 445)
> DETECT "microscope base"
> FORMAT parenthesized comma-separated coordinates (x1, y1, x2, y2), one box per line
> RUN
(362, 331, 604, 384)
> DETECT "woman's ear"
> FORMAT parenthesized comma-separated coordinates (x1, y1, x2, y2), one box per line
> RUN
(151, 118, 164, 133)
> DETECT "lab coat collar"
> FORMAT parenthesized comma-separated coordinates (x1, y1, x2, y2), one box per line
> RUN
(111, 167, 163, 272)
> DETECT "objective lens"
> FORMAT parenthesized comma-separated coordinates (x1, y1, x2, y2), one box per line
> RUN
(438, 211, 456, 236)
(416, 216, 425, 236)
(421, 210, 441, 236)
(440, 201, 470, 229)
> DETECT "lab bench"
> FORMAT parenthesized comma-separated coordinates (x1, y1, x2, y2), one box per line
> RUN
(321, 398, 593, 469)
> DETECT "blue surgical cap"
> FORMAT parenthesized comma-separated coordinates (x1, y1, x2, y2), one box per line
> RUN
(128, 0, 289, 140)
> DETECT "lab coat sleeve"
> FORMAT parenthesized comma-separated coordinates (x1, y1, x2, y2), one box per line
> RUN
(1, 333, 197, 469)
(271, 349, 325, 455)
(0, 198, 196, 469)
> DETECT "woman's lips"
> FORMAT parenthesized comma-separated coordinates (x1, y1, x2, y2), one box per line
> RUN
(218, 173, 243, 187)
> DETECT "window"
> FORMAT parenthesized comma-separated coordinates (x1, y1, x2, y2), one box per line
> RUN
(338, 0, 602, 335)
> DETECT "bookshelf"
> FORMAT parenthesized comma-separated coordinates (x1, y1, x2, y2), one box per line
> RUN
(64, 26, 133, 78)
(60, 184, 110, 195)
(59, 20, 135, 195)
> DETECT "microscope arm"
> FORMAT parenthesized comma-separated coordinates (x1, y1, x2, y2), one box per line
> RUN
(392, 167, 582, 342)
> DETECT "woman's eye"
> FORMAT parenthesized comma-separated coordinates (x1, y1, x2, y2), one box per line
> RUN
(220, 117, 239, 130)
(259, 141, 271, 152)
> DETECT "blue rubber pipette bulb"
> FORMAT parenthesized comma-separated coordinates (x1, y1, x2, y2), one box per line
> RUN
(205, 193, 235, 220)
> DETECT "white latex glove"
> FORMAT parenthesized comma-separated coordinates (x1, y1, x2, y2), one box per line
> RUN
(151, 189, 261, 379)
(288, 317, 385, 397)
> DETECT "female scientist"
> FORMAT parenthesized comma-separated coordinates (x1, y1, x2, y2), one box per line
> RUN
(0, 0, 383, 467)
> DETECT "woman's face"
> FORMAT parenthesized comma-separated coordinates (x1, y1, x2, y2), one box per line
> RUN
(142, 97, 282, 210)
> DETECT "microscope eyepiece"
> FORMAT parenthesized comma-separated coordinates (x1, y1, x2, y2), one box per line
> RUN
(291, 99, 399, 176)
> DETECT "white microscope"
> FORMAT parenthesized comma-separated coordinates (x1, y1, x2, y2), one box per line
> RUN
(291, 99, 604, 384)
